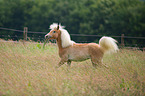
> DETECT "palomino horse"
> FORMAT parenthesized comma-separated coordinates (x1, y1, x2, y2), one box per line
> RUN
(45, 23, 119, 68)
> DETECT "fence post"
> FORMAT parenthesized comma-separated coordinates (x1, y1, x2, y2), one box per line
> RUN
(23, 27, 28, 40)
(121, 34, 124, 47)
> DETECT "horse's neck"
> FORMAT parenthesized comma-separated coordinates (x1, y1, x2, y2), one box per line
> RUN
(56, 35, 63, 51)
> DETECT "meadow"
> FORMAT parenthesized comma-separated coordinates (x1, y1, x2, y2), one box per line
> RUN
(0, 40, 144, 96)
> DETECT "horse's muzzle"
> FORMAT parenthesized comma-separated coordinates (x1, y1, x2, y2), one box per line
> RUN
(45, 34, 52, 39)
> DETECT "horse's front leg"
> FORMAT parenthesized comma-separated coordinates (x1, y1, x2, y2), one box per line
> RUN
(67, 60, 71, 67)
(56, 56, 68, 68)
(56, 60, 65, 68)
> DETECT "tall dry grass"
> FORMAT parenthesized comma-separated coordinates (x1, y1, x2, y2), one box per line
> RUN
(0, 40, 145, 96)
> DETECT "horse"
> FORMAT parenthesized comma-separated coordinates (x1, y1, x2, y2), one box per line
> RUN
(45, 23, 119, 68)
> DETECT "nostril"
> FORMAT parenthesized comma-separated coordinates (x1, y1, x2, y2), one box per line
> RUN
(45, 35, 52, 39)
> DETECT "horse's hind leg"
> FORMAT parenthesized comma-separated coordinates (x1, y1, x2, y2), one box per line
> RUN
(91, 57, 108, 68)
(91, 58, 102, 68)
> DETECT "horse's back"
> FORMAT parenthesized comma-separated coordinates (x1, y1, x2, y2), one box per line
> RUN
(72, 43, 100, 51)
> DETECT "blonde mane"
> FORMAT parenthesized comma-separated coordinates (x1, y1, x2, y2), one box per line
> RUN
(49, 23, 75, 48)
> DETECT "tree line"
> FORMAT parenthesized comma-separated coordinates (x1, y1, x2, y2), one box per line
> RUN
(0, 0, 145, 47)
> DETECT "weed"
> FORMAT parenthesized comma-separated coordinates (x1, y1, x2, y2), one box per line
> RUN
(0, 40, 144, 96)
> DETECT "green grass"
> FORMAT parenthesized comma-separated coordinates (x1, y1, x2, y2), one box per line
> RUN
(0, 40, 145, 96)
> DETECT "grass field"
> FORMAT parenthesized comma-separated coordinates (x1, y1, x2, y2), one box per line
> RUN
(0, 40, 145, 96)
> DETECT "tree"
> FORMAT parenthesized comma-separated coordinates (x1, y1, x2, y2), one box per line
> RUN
(0, 0, 144, 47)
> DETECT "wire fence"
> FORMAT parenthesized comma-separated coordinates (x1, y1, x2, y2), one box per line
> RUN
(0, 27, 145, 50)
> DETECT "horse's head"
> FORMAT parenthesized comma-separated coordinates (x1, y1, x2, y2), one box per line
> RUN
(45, 23, 74, 48)
(45, 25, 60, 40)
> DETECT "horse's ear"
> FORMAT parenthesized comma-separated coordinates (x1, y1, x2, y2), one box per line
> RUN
(57, 25, 59, 30)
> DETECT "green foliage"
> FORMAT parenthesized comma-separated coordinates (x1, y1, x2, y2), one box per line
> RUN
(0, 0, 144, 45)
(36, 43, 41, 49)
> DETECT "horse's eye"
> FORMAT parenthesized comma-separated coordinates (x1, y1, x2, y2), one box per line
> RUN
(53, 31, 56, 33)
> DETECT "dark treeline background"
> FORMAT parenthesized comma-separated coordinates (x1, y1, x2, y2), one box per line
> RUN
(0, 0, 145, 47)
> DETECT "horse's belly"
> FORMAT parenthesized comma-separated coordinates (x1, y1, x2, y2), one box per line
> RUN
(68, 53, 90, 62)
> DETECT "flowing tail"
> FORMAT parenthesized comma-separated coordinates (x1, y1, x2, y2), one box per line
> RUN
(99, 36, 119, 54)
